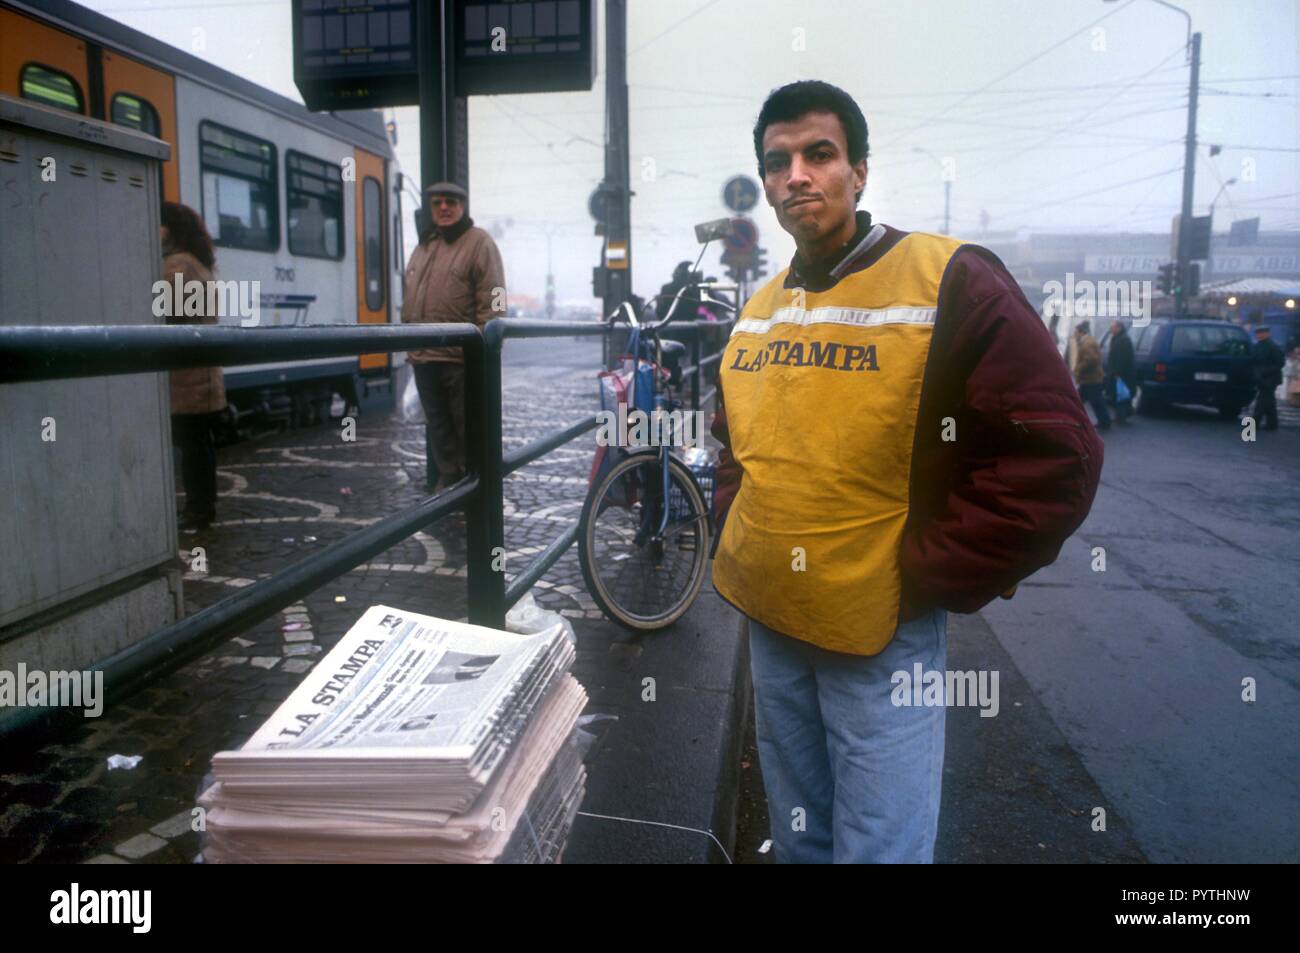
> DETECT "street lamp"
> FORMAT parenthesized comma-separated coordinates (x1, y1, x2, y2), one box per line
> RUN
(1106, 0, 1191, 54)
(1106, 0, 1199, 316)
(912, 147, 951, 234)
(1209, 177, 1237, 218)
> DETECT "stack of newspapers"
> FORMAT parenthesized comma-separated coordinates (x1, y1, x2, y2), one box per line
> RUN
(198, 605, 587, 863)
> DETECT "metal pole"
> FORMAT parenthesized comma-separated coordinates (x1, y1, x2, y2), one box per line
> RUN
(466, 321, 507, 629)
(1175, 31, 1201, 316)
(943, 179, 951, 234)
(417, 1, 445, 194)
(691, 331, 700, 412)
(444, 0, 469, 191)
(417, 1, 444, 485)
(601, 0, 632, 367)
(416, 0, 471, 485)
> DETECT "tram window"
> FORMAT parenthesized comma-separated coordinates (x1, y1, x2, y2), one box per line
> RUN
(110, 93, 161, 137)
(362, 176, 384, 310)
(199, 121, 278, 252)
(286, 151, 343, 260)
(20, 63, 84, 114)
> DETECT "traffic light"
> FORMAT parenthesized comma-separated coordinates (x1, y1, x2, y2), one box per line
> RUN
(752, 247, 768, 279)
(1185, 262, 1200, 297)
(1157, 262, 1176, 295)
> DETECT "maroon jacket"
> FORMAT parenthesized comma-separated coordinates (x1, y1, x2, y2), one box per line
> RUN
(711, 223, 1103, 620)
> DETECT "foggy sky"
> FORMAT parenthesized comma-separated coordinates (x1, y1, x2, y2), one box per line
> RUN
(86, 0, 1299, 307)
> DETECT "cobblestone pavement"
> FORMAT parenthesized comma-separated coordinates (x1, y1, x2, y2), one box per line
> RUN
(1, 338, 722, 864)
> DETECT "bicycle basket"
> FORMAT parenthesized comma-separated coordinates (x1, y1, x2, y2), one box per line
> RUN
(681, 448, 716, 522)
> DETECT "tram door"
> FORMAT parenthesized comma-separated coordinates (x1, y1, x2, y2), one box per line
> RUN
(0, 7, 180, 203)
(0, 9, 91, 113)
(354, 148, 389, 374)
(100, 50, 179, 202)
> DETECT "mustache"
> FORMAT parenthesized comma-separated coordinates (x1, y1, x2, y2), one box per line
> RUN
(783, 194, 821, 209)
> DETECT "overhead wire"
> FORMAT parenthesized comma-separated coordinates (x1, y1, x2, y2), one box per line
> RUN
(878, 0, 1140, 147)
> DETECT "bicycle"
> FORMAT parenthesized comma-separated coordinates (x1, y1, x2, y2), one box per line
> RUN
(577, 224, 739, 631)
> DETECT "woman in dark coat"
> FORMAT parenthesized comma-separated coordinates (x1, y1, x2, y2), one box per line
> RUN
(1105, 319, 1136, 425)
(161, 202, 227, 530)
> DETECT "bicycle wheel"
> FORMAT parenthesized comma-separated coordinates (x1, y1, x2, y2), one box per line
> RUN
(578, 450, 711, 631)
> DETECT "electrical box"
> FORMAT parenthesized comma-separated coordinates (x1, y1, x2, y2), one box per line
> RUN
(0, 94, 181, 671)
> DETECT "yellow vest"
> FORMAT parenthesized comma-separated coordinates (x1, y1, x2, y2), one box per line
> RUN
(713, 232, 965, 655)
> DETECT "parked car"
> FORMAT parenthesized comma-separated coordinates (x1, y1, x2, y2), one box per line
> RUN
(1099, 317, 1254, 419)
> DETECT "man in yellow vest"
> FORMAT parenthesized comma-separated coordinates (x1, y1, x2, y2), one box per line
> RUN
(710, 81, 1103, 863)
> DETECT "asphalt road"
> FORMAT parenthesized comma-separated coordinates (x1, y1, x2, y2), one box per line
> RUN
(981, 405, 1299, 863)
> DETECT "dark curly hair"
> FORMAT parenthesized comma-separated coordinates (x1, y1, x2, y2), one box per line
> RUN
(161, 201, 215, 270)
(753, 80, 870, 201)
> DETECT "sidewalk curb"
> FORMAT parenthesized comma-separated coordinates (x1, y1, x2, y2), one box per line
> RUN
(708, 613, 751, 864)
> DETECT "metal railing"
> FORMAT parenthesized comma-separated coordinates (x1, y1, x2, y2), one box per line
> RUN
(0, 316, 732, 742)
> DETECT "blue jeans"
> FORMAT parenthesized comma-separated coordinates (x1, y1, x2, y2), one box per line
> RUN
(749, 609, 948, 863)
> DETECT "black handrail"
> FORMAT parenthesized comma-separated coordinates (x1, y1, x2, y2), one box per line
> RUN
(0, 324, 483, 382)
(0, 316, 733, 743)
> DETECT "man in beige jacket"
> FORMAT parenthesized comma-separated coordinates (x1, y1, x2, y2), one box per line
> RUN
(401, 182, 506, 491)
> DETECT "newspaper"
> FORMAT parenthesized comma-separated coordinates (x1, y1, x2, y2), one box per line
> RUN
(199, 676, 589, 863)
(244, 606, 562, 753)
(199, 604, 590, 863)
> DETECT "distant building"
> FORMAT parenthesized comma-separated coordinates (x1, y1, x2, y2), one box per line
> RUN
(980, 229, 1300, 348)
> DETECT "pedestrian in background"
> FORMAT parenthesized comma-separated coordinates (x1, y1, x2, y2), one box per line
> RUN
(401, 182, 506, 492)
(1072, 320, 1111, 430)
(656, 261, 699, 321)
(1251, 324, 1285, 431)
(655, 260, 703, 359)
(161, 201, 226, 531)
(1105, 319, 1135, 426)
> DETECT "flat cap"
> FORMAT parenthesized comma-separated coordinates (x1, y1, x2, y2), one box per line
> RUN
(425, 181, 468, 200)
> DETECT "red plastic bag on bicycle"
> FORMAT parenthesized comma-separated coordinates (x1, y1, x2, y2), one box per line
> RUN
(590, 362, 638, 507)
(590, 325, 671, 506)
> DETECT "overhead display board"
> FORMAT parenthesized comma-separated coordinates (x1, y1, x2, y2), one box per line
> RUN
(292, 1, 596, 109)
(455, 0, 597, 95)
(292, 0, 420, 111)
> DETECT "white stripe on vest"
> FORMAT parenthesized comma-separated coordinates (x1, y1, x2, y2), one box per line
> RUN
(733, 305, 938, 336)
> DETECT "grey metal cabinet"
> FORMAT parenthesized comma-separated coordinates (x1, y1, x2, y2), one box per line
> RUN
(0, 94, 182, 672)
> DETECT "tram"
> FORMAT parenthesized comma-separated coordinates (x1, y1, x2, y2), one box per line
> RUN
(1, 0, 410, 431)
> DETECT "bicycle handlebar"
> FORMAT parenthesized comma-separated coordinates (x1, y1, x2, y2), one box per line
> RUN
(604, 282, 739, 332)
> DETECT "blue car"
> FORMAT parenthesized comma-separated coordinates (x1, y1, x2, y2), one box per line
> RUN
(1100, 318, 1255, 419)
